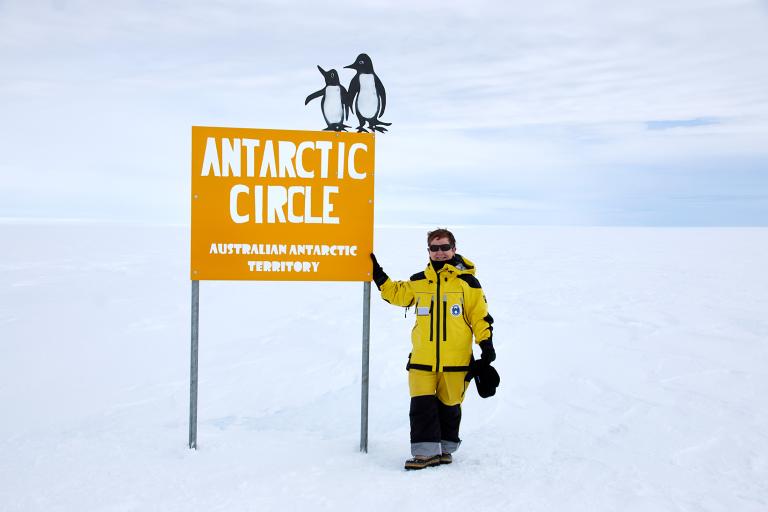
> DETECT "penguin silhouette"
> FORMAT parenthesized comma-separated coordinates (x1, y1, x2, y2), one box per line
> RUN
(345, 53, 391, 133)
(305, 66, 350, 132)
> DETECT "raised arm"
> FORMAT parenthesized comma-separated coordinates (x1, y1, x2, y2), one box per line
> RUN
(371, 253, 415, 307)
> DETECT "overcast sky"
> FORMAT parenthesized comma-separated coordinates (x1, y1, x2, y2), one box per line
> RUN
(1, 0, 767, 225)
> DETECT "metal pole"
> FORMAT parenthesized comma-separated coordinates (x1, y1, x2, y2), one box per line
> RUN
(360, 281, 372, 452)
(189, 280, 199, 449)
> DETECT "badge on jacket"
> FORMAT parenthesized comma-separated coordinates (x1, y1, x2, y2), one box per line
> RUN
(451, 304, 462, 317)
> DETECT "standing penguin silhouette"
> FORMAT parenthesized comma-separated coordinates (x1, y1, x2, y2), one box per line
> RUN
(345, 53, 391, 133)
(305, 66, 351, 132)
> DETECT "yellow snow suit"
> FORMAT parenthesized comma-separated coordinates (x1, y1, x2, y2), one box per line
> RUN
(379, 255, 494, 404)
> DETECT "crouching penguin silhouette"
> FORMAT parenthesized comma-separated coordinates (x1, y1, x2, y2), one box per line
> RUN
(305, 66, 350, 132)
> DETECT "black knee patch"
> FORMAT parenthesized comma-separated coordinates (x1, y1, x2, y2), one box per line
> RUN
(409, 396, 440, 443)
(437, 401, 462, 443)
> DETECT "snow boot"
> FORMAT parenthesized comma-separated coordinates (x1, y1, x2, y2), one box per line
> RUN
(404, 455, 440, 470)
(439, 453, 453, 465)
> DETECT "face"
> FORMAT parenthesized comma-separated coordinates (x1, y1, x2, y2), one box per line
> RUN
(428, 236, 456, 262)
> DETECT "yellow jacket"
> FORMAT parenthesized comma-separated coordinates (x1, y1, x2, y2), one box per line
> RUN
(379, 255, 494, 372)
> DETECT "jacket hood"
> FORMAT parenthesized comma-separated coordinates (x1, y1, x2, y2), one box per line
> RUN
(425, 254, 476, 280)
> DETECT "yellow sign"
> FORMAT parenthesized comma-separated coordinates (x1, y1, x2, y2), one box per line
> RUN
(191, 126, 375, 281)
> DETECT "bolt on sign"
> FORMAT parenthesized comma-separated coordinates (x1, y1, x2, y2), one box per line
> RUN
(191, 126, 375, 281)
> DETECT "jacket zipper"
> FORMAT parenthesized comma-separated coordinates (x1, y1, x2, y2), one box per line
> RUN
(435, 275, 441, 371)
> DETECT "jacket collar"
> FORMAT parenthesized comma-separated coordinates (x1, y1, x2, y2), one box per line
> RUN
(425, 254, 476, 280)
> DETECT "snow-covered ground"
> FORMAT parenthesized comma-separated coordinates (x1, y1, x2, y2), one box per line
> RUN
(1, 222, 767, 511)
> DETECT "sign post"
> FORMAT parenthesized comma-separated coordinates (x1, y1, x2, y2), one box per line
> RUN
(189, 280, 199, 449)
(189, 126, 375, 450)
(360, 281, 371, 452)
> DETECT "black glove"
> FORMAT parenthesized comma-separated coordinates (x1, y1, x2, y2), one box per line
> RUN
(479, 340, 496, 365)
(370, 253, 389, 289)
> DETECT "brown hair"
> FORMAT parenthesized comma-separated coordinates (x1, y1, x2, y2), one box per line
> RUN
(427, 228, 456, 248)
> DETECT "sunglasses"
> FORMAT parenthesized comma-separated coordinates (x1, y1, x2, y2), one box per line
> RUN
(428, 244, 453, 252)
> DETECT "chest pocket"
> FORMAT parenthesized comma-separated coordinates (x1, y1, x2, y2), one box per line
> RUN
(414, 292, 433, 316)
(442, 291, 466, 340)
(412, 292, 435, 342)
